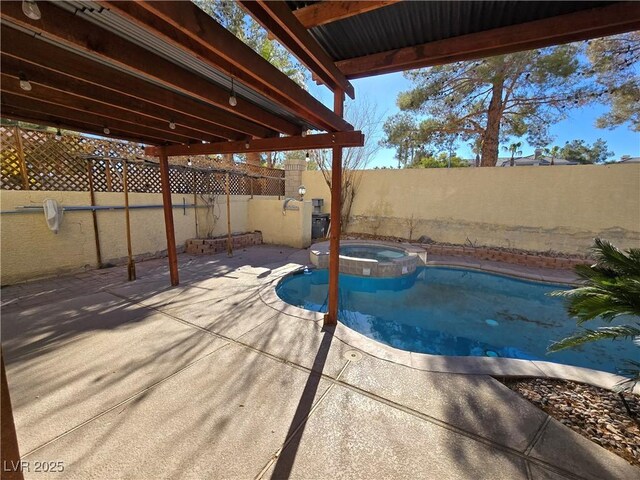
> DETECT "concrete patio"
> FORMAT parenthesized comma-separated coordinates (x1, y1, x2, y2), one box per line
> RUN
(1, 245, 638, 480)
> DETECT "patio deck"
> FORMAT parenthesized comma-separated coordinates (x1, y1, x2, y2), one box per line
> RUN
(1, 246, 637, 480)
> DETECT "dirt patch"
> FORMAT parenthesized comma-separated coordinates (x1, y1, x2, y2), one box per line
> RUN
(341, 233, 591, 260)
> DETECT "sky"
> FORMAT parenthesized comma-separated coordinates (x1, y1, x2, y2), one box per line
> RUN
(308, 72, 640, 169)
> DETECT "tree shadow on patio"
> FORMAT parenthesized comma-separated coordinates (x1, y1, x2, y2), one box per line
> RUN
(269, 325, 334, 479)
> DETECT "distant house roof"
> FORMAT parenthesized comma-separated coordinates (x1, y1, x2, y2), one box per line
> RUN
(496, 154, 578, 167)
(618, 156, 640, 163)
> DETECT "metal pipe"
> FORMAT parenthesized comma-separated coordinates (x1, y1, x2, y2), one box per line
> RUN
(1, 204, 198, 214)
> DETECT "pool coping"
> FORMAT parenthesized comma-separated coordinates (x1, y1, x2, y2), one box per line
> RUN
(260, 261, 639, 395)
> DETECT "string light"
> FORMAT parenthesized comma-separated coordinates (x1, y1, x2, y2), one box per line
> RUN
(55, 128, 62, 141)
(305, 152, 310, 162)
(103, 127, 110, 135)
(22, 0, 41, 20)
(187, 157, 192, 167)
(229, 77, 237, 107)
(169, 120, 176, 130)
(18, 72, 32, 91)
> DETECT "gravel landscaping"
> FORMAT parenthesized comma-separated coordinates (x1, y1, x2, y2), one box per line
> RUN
(502, 378, 640, 467)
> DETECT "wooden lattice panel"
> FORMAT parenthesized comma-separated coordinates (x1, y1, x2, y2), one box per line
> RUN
(127, 163, 161, 193)
(0, 126, 286, 196)
(193, 170, 206, 194)
(169, 167, 192, 194)
(83, 137, 145, 161)
(23, 131, 90, 191)
(0, 127, 24, 190)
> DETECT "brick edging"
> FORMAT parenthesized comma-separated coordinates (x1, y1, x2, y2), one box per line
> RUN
(422, 244, 589, 270)
(186, 232, 263, 255)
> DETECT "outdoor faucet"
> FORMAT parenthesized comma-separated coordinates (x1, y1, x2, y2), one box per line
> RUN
(282, 197, 300, 215)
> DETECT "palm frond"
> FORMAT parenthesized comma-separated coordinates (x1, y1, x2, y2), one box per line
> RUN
(549, 239, 640, 322)
(591, 238, 640, 277)
(548, 325, 640, 352)
(613, 360, 640, 393)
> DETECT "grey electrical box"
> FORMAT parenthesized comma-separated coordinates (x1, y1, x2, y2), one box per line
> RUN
(312, 213, 330, 239)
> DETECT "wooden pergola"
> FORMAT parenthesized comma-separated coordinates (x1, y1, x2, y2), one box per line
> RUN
(1, 2, 639, 473)
(1, 0, 638, 329)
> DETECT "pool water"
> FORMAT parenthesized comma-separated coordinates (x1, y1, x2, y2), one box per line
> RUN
(276, 267, 637, 374)
(339, 245, 406, 261)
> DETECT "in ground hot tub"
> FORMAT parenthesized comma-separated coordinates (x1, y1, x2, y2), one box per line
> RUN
(309, 240, 426, 277)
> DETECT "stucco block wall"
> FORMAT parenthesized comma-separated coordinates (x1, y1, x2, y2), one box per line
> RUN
(0, 191, 200, 284)
(1, 191, 98, 284)
(194, 195, 251, 239)
(1, 192, 312, 284)
(92, 192, 197, 263)
(301, 164, 640, 254)
(248, 198, 312, 249)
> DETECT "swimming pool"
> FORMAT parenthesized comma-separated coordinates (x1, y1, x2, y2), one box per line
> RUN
(276, 267, 636, 374)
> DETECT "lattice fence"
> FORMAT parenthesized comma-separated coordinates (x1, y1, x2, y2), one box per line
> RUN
(0, 126, 285, 196)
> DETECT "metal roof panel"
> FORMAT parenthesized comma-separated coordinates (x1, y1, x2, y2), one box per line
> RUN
(56, 1, 316, 131)
(289, 1, 614, 61)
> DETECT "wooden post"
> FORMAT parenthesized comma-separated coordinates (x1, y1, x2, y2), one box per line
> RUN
(86, 159, 103, 268)
(158, 147, 179, 286)
(193, 169, 199, 237)
(14, 126, 29, 190)
(225, 172, 232, 256)
(122, 161, 136, 281)
(105, 159, 113, 192)
(324, 89, 345, 326)
(1, 351, 24, 480)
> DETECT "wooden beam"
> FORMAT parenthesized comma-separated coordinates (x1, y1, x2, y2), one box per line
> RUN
(337, 2, 640, 78)
(0, 1, 300, 135)
(1, 92, 192, 145)
(145, 131, 364, 157)
(1, 74, 214, 144)
(101, 1, 353, 133)
(0, 107, 163, 146)
(1, 53, 243, 142)
(158, 147, 179, 286)
(1, 352, 23, 480)
(325, 89, 346, 326)
(294, 1, 399, 29)
(239, 0, 355, 99)
(0, 27, 270, 140)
